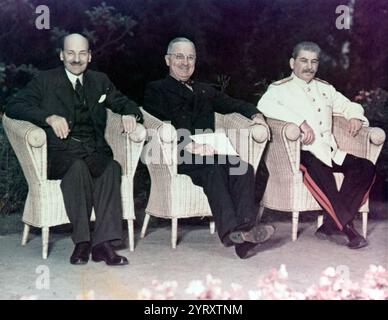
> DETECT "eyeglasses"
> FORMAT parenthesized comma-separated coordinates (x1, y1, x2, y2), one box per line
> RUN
(167, 53, 196, 62)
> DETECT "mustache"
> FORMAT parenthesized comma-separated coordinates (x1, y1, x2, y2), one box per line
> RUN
(303, 69, 315, 73)
(70, 62, 82, 66)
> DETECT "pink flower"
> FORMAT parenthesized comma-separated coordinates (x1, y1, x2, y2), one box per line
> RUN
(138, 280, 177, 300)
(138, 265, 388, 300)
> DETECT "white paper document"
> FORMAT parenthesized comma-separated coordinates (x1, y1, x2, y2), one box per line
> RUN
(189, 132, 238, 156)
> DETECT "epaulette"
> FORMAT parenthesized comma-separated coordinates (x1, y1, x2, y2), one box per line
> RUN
(271, 76, 293, 86)
(315, 78, 330, 85)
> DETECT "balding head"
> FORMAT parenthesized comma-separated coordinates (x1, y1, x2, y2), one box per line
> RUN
(60, 33, 91, 76)
(62, 33, 89, 51)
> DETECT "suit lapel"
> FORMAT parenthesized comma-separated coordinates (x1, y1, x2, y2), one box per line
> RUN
(54, 68, 101, 115)
(162, 76, 209, 125)
(54, 68, 76, 114)
(191, 82, 207, 119)
(163, 76, 194, 111)
(83, 70, 100, 110)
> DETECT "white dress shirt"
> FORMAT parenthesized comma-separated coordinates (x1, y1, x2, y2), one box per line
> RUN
(65, 68, 83, 90)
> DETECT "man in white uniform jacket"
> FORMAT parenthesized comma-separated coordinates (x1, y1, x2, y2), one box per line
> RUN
(257, 41, 376, 249)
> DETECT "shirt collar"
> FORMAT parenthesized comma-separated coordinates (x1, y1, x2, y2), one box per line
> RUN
(64, 68, 83, 88)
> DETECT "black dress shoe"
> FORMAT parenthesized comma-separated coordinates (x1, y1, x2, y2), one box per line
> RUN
(235, 242, 262, 259)
(347, 236, 368, 249)
(70, 242, 91, 265)
(222, 236, 235, 247)
(229, 224, 275, 244)
(315, 224, 348, 246)
(91, 241, 129, 266)
(343, 223, 368, 249)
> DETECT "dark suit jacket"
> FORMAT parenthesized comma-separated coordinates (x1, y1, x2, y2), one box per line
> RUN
(143, 75, 262, 175)
(145, 76, 269, 198)
(143, 75, 259, 134)
(6, 67, 143, 156)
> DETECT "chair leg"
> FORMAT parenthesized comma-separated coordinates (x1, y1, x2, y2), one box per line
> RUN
(171, 218, 178, 249)
(257, 205, 265, 224)
(292, 211, 299, 241)
(140, 214, 151, 239)
(42, 227, 49, 260)
(21, 224, 30, 246)
(128, 219, 135, 252)
(317, 215, 324, 229)
(209, 221, 215, 234)
(362, 211, 368, 239)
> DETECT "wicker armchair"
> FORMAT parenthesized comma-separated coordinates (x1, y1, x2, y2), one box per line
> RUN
(2, 110, 146, 258)
(260, 116, 386, 241)
(140, 108, 270, 248)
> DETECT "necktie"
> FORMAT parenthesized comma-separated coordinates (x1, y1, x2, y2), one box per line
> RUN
(75, 78, 85, 103)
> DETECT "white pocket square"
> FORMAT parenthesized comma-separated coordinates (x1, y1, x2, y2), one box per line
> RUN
(98, 94, 106, 103)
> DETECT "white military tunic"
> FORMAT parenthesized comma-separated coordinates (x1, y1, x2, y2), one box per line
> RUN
(257, 73, 368, 167)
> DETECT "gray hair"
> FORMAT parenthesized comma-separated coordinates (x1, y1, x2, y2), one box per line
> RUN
(166, 37, 195, 54)
(292, 41, 321, 59)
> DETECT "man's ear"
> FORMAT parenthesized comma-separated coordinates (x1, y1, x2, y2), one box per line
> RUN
(88, 50, 92, 63)
(289, 57, 295, 70)
(165, 55, 170, 67)
(60, 50, 64, 61)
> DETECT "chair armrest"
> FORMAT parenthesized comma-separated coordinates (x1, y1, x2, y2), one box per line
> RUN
(2, 114, 47, 181)
(220, 112, 269, 171)
(265, 118, 301, 175)
(222, 112, 270, 142)
(140, 107, 177, 142)
(333, 116, 386, 164)
(105, 110, 146, 177)
(140, 108, 178, 175)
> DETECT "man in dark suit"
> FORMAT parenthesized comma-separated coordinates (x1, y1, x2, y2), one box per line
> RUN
(6, 33, 143, 266)
(143, 37, 275, 259)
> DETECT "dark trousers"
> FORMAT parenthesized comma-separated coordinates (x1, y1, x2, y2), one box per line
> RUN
(48, 139, 123, 246)
(179, 154, 260, 244)
(300, 151, 376, 230)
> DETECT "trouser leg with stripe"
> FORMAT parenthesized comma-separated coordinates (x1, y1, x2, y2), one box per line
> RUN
(300, 151, 375, 230)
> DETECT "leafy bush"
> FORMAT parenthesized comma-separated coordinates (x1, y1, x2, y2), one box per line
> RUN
(0, 120, 27, 215)
(355, 88, 388, 181)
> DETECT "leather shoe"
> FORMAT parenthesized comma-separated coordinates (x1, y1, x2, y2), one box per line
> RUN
(91, 241, 129, 266)
(347, 236, 368, 249)
(229, 224, 275, 244)
(343, 223, 368, 249)
(235, 242, 262, 259)
(315, 224, 348, 246)
(70, 242, 90, 265)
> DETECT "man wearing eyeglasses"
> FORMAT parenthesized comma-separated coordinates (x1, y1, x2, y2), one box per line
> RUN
(257, 41, 375, 249)
(143, 37, 275, 259)
(6, 33, 143, 266)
